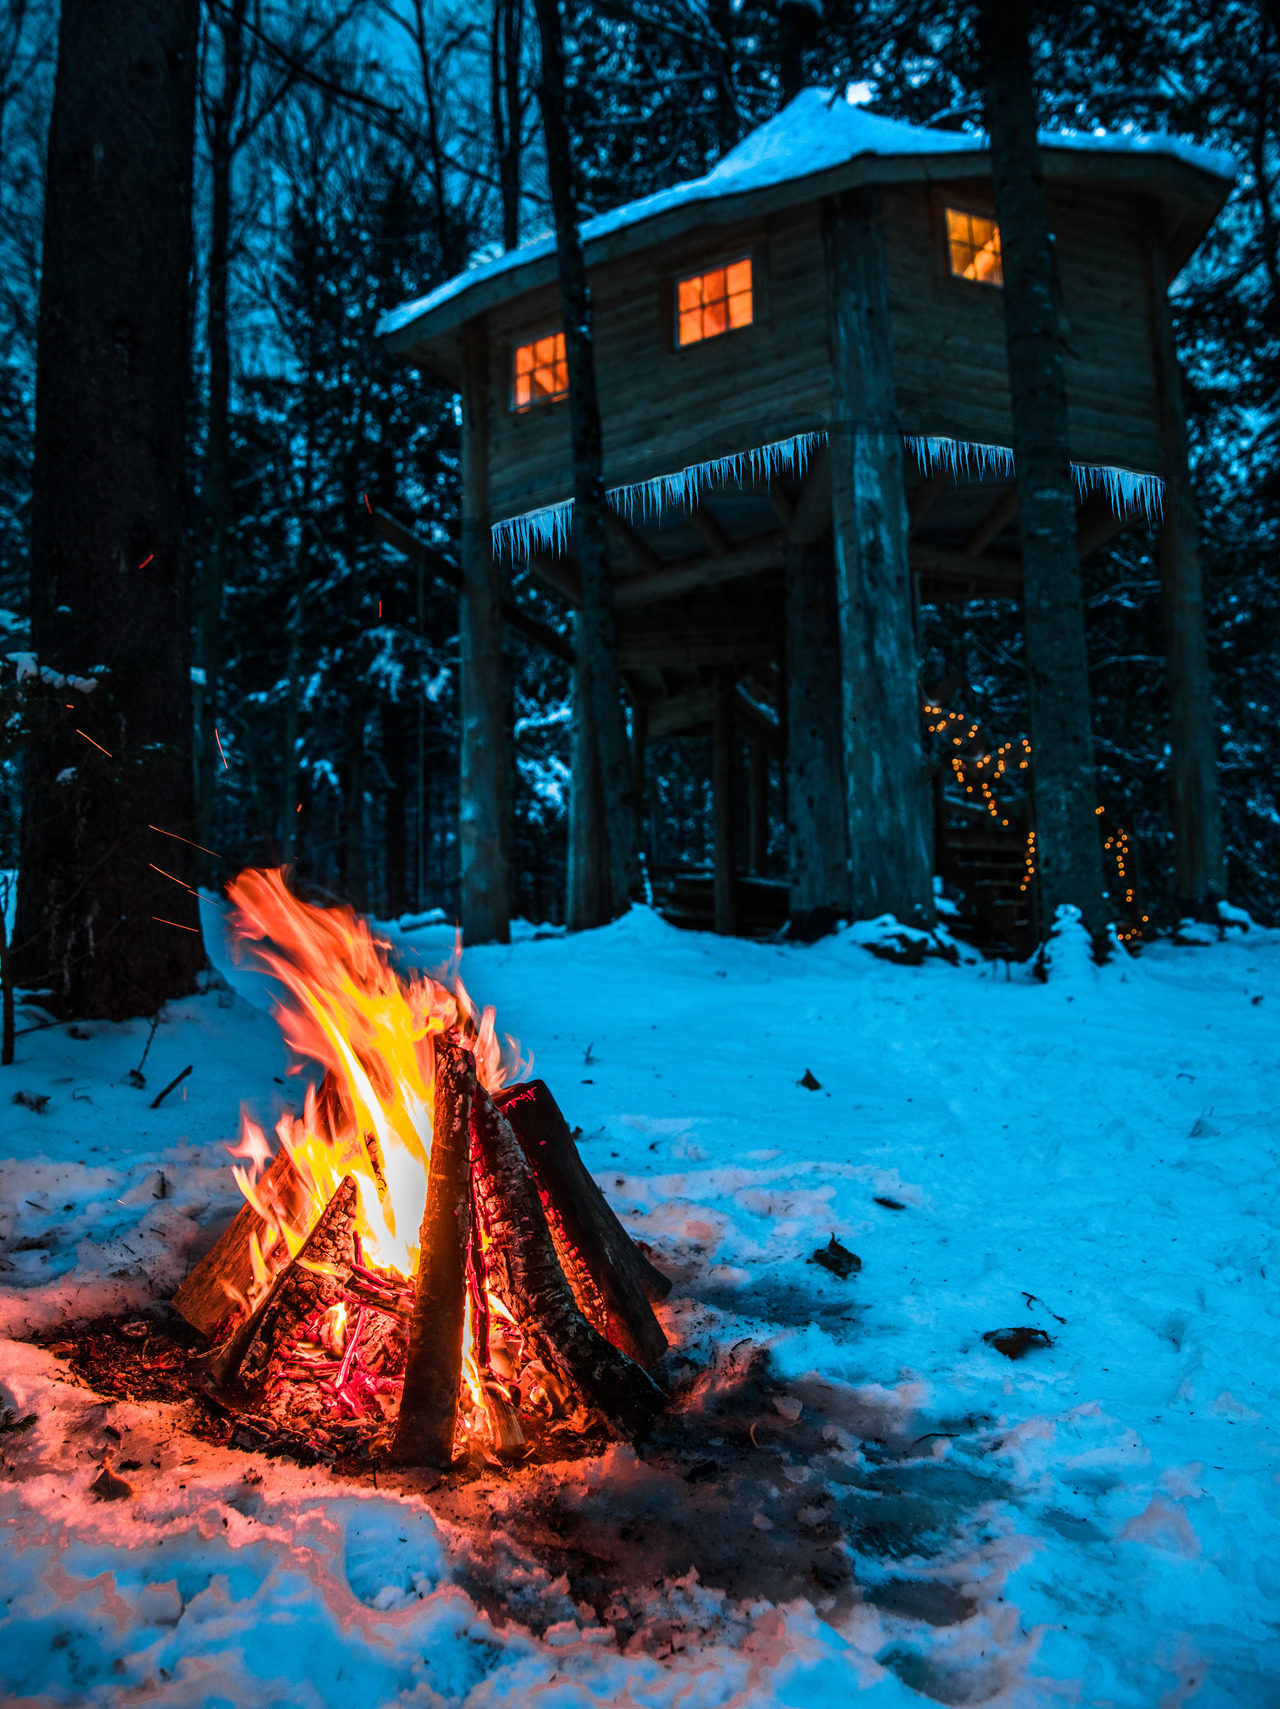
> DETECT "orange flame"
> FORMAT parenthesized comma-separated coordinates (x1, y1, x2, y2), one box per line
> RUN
(223, 868, 527, 1292)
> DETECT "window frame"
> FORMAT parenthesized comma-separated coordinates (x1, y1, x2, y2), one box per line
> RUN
(508, 325, 569, 413)
(667, 243, 768, 354)
(933, 189, 1004, 291)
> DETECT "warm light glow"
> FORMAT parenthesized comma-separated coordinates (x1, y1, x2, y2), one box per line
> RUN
(512, 331, 568, 410)
(946, 207, 1003, 286)
(677, 257, 753, 347)
(223, 868, 527, 1292)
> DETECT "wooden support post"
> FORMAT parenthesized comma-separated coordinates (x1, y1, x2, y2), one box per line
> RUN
(713, 667, 738, 935)
(822, 189, 934, 926)
(567, 615, 611, 930)
(785, 531, 848, 934)
(1147, 231, 1226, 915)
(458, 315, 512, 944)
(749, 743, 769, 875)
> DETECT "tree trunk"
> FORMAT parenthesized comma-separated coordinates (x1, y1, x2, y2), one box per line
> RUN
(532, 0, 640, 917)
(786, 530, 849, 934)
(567, 615, 610, 929)
(713, 667, 737, 935)
(193, 1, 246, 884)
(491, 0, 523, 250)
(458, 314, 512, 942)
(822, 189, 934, 928)
(383, 697, 410, 917)
(14, 0, 203, 1018)
(1146, 226, 1226, 915)
(978, 0, 1108, 937)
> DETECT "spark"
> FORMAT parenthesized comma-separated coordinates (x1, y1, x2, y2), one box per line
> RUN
(363, 493, 372, 513)
(76, 729, 112, 757)
(149, 861, 197, 894)
(138, 554, 154, 567)
(153, 916, 199, 933)
(215, 728, 229, 769)
(148, 824, 221, 859)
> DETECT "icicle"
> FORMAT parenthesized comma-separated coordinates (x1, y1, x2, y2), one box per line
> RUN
(491, 429, 1163, 563)
(490, 431, 825, 561)
(905, 434, 1164, 523)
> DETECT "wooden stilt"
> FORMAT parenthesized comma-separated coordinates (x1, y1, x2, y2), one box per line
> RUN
(749, 743, 769, 875)
(391, 1039, 476, 1467)
(822, 189, 934, 927)
(1147, 229, 1226, 915)
(713, 667, 738, 935)
(567, 615, 611, 930)
(785, 529, 849, 935)
(458, 314, 512, 945)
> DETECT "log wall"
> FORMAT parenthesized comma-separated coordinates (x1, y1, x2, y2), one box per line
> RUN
(480, 183, 1164, 528)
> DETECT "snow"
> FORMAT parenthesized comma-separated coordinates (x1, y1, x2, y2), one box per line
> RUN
(5, 899, 1280, 1704)
(376, 88, 1236, 344)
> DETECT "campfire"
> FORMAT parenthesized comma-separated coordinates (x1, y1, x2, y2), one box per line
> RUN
(171, 870, 670, 1467)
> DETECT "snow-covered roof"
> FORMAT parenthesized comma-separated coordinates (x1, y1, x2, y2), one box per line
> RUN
(378, 88, 1236, 353)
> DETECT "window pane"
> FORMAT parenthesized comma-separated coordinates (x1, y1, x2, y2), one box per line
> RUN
(946, 206, 1002, 287)
(727, 287, 753, 329)
(512, 330, 568, 409)
(675, 256, 753, 347)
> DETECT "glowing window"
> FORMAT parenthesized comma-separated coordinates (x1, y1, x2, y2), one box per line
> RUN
(676, 257, 753, 347)
(945, 207, 1003, 286)
(512, 331, 568, 410)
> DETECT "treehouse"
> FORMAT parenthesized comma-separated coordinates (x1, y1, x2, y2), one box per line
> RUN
(377, 90, 1235, 945)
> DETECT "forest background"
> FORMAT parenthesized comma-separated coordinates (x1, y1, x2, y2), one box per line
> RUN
(0, 0, 1274, 930)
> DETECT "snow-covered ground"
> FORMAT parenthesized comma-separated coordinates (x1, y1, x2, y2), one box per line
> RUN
(3, 900, 1280, 1706)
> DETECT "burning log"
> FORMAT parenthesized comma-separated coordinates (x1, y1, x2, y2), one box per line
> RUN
(495, 1079, 670, 1365)
(470, 1085, 665, 1439)
(173, 1146, 305, 1339)
(210, 1174, 357, 1409)
(390, 1038, 476, 1467)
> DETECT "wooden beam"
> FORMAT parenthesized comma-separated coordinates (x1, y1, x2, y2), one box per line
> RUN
(908, 472, 950, 538)
(824, 188, 934, 925)
(1076, 490, 1141, 558)
(530, 549, 582, 606)
(909, 541, 1023, 590)
(567, 615, 610, 930)
(618, 632, 777, 670)
(689, 504, 732, 557)
(786, 443, 832, 544)
(764, 477, 795, 530)
(458, 315, 512, 944)
(606, 510, 662, 574)
(963, 484, 1019, 557)
(613, 531, 785, 609)
(733, 684, 782, 760)
(646, 684, 714, 741)
(749, 744, 769, 874)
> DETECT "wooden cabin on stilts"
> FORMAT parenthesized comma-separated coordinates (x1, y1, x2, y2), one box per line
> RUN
(377, 91, 1235, 948)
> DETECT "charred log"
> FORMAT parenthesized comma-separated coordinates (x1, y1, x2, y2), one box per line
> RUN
(210, 1174, 357, 1410)
(390, 1038, 476, 1467)
(495, 1079, 670, 1365)
(471, 1085, 665, 1438)
(174, 1146, 306, 1340)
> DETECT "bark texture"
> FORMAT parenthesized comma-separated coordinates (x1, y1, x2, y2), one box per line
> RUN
(567, 615, 611, 929)
(459, 315, 513, 943)
(494, 1078, 669, 1364)
(822, 189, 934, 927)
(172, 1146, 305, 1340)
(14, 0, 203, 1016)
(786, 530, 849, 935)
(1146, 229, 1226, 914)
(391, 1039, 476, 1467)
(533, 0, 640, 917)
(471, 1085, 665, 1437)
(978, 0, 1109, 935)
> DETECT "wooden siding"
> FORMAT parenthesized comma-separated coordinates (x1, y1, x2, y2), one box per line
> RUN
(486, 206, 832, 525)
(885, 179, 1163, 474)
(483, 181, 1163, 526)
